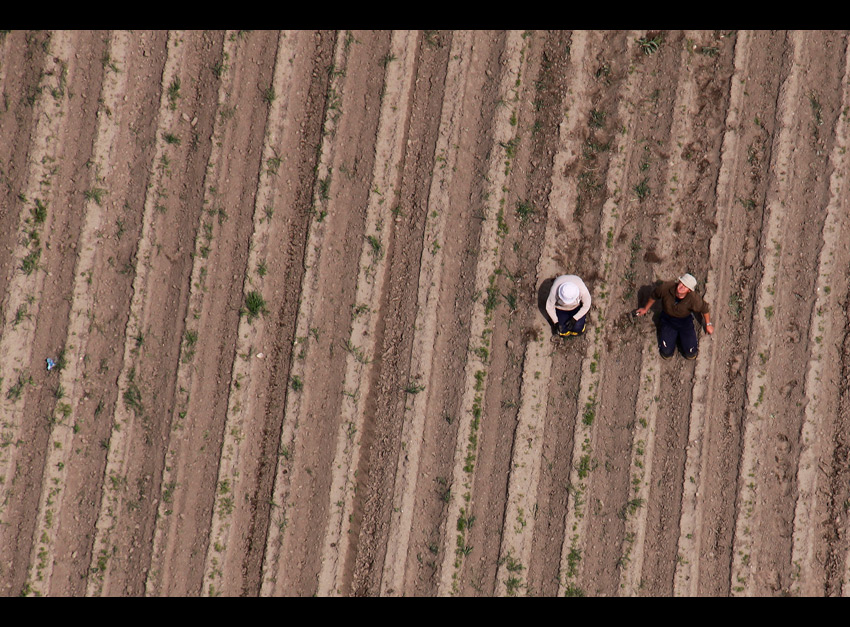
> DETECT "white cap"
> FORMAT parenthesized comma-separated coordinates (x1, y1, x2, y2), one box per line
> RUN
(678, 273, 697, 291)
(558, 281, 580, 305)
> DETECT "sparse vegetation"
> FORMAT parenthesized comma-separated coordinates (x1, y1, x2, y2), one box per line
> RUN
(84, 187, 107, 205)
(123, 368, 143, 415)
(20, 248, 41, 275)
(7, 371, 33, 401)
(167, 77, 181, 110)
(403, 381, 425, 394)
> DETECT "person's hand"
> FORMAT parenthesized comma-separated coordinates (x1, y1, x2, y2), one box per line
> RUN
(635, 306, 648, 316)
(706, 321, 714, 335)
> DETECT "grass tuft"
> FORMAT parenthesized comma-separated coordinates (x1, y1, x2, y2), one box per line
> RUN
(242, 290, 267, 322)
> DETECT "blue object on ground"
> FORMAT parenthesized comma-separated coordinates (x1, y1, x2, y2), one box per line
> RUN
(46, 358, 56, 371)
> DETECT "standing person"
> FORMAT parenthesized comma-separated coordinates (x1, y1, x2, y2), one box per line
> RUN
(635, 273, 713, 359)
(546, 274, 592, 337)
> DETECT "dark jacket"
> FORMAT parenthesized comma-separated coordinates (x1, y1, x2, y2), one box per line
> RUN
(652, 281, 710, 318)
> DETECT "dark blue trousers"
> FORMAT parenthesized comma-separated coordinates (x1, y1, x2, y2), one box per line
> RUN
(556, 306, 586, 334)
(658, 311, 698, 358)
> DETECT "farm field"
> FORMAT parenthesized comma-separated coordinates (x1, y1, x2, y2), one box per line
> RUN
(1, 29, 849, 597)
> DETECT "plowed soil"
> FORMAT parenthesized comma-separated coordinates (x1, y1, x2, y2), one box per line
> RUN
(2, 29, 850, 597)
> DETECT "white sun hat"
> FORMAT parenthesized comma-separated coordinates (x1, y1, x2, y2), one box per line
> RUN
(678, 273, 697, 291)
(558, 281, 580, 306)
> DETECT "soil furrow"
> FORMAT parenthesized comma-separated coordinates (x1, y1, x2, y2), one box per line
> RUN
(620, 31, 737, 597)
(554, 30, 644, 598)
(839, 319, 850, 596)
(33, 31, 167, 596)
(143, 29, 277, 597)
(318, 29, 420, 597)
(344, 30, 455, 597)
(452, 30, 565, 598)
(233, 30, 338, 598)
(259, 34, 350, 591)
(85, 30, 225, 596)
(347, 30, 498, 598)
(260, 30, 391, 596)
(376, 31, 473, 596)
(788, 32, 850, 597)
(516, 30, 600, 597)
(569, 30, 708, 598)
(0, 40, 65, 559)
(0, 31, 51, 324)
(415, 30, 524, 596)
(731, 30, 845, 596)
(0, 30, 106, 596)
(616, 30, 729, 596)
(489, 29, 585, 597)
(196, 30, 324, 597)
(672, 29, 786, 596)
(25, 30, 129, 596)
(520, 31, 634, 597)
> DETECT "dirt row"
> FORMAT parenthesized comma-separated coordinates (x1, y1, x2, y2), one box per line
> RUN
(727, 30, 850, 597)
(2, 30, 850, 596)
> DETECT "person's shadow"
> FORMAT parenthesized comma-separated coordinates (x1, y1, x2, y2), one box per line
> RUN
(538, 277, 557, 335)
(637, 282, 663, 345)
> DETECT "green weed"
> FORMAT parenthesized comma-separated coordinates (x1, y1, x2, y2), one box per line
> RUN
(515, 200, 535, 222)
(589, 109, 606, 128)
(20, 248, 41, 275)
(242, 290, 267, 322)
(167, 77, 181, 110)
(6, 371, 33, 401)
(637, 34, 662, 55)
(84, 187, 107, 205)
(634, 177, 650, 201)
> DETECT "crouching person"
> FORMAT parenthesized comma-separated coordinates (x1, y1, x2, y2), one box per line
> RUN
(546, 274, 592, 337)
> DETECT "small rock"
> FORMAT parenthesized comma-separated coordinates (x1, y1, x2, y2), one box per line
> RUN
(256, 352, 264, 359)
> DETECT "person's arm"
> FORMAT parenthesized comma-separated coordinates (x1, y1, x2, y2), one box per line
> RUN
(545, 282, 560, 325)
(694, 294, 713, 334)
(573, 280, 592, 320)
(637, 282, 666, 316)
(636, 297, 655, 316)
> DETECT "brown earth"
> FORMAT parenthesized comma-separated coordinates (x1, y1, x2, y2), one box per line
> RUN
(1, 29, 849, 597)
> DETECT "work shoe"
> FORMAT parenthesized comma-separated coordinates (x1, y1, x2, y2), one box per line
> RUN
(660, 351, 673, 360)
